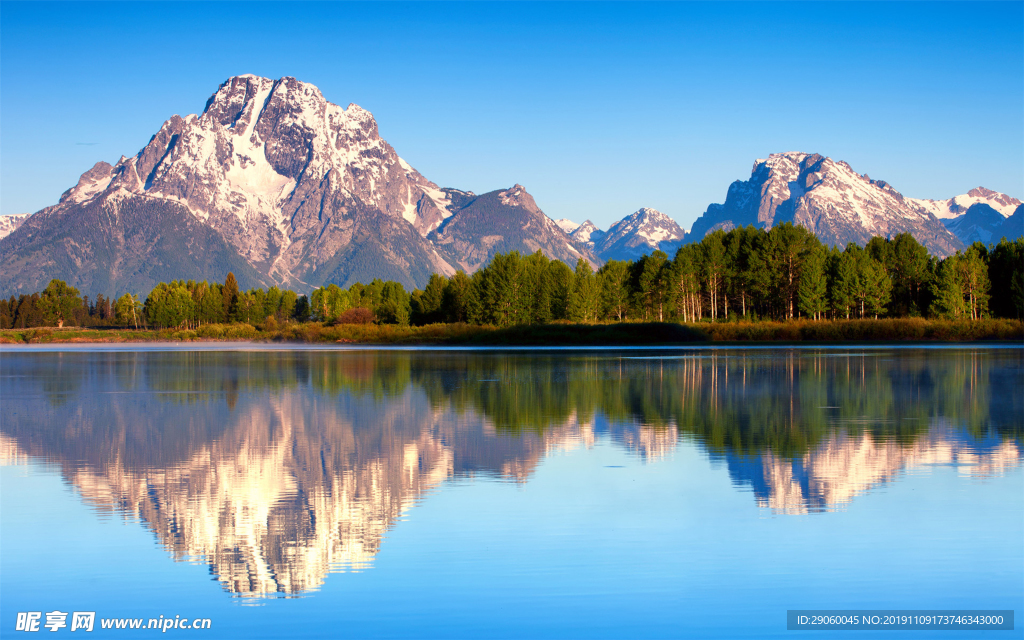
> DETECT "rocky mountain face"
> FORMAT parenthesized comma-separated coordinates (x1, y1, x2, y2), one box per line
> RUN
(688, 152, 966, 257)
(1, 190, 270, 297)
(941, 203, 1009, 245)
(560, 209, 685, 262)
(585, 208, 686, 261)
(0, 213, 31, 241)
(937, 201, 1023, 246)
(428, 184, 599, 273)
(4, 85, 1020, 298)
(907, 186, 1022, 219)
(1004, 205, 1024, 240)
(569, 220, 605, 247)
(908, 187, 1022, 246)
(0, 75, 590, 296)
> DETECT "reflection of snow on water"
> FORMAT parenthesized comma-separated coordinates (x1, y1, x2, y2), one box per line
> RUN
(730, 423, 1022, 515)
(3, 346, 1021, 602)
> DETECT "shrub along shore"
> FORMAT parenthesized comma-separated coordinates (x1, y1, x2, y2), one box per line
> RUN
(2, 317, 1021, 346)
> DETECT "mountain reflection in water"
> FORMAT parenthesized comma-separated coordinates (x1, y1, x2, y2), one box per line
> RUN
(1, 348, 1020, 597)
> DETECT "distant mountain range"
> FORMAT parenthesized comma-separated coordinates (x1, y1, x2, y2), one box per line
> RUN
(0, 75, 1020, 296)
(559, 208, 686, 262)
(684, 152, 1020, 256)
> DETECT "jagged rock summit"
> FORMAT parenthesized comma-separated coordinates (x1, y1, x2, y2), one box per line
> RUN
(687, 152, 969, 257)
(0, 75, 592, 296)
(429, 184, 598, 273)
(3, 84, 1019, 298)
(569, 220, 604, 247)
(591, 208, 686, 261)
(941, 202, 1024, 245)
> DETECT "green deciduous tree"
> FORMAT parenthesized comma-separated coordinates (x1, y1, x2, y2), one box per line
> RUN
(930, 257, 966, 319)
(700, 232, 727, 320)
(829, 248, 857, 319)
(442, 271, 471, 323)
(765, 223, 816, 319)
(524, 251, 553, 324)
(798, 244, 829, 320)
(115, 293, 143, 328)
(958, 244, 990, 320)
(413, 273, 447, 325)
(888, 233, 931, 316)
(598, 260, 630, 321)
(376, 281, 411, 325)
(567, 259, 600, 322)
(39, 279, 82, 328)
(546, 259, 574, 321)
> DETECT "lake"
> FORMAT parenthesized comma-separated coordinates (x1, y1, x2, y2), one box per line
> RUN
(1, 345, 1021, 638)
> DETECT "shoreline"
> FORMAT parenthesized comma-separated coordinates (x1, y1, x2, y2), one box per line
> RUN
(2, 318, 1022, 346)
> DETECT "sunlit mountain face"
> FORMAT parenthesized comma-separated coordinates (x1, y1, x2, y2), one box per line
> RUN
(1, 349, 1020, 597)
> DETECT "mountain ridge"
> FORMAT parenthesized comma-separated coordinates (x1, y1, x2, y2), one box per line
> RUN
(686, 152, 968, 257)
(0, 76, 596, 296)
(2, 77, 1021, 296)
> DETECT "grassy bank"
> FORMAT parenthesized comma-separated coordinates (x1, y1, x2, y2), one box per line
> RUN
(698, 317, 1024, 342)
(1, 318, 1021, 346)
(0, 322, 486, 345)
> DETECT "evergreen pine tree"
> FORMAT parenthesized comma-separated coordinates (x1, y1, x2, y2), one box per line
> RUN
(222, 272, 239, 322)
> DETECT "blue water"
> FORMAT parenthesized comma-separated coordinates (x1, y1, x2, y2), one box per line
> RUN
(1, 346, 1021, 638)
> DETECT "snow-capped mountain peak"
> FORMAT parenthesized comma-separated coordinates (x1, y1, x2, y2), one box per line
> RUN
(60, 161, 114, 205)
(1, 75, 462, 292)
(610, 207, 683, 244)
(689, 151, 966, 257)
(0, 213, 32, 241)
(569, 220, 602, 246)
(593, 207, 686, 261)
(907, 186, 1021, 220)
(555, 218, 580, 233)
(497, 184, 539, 211)
(65, 75, 459, 278)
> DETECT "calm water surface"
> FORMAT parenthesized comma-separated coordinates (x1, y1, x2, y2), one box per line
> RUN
(1, 346, 1021, 638)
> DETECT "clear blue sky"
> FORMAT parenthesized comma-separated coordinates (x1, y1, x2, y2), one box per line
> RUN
(2, 1, 1021, 230)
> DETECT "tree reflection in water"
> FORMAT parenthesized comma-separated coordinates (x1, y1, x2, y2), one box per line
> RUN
(1, 348, 1020, 596)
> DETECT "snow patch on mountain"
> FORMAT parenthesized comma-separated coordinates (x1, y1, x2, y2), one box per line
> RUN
(49, 75, 462, 276)
(907, 187, 1021, 219)
(60, 161, 115, 205)
(593, 208, 686, 261)
(569, 220, 602, 246)
(942, 203, 1021, 245)
(555, 218, 580, 233)
(688, 152, 964, 257)
(498, 184, 535, 209)
(0, 213, 31, 241)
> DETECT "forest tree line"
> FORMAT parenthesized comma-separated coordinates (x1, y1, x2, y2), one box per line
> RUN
(2, 224, 1022, 330)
